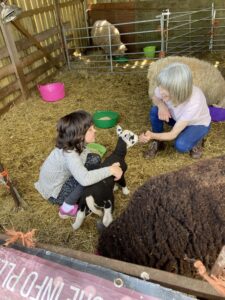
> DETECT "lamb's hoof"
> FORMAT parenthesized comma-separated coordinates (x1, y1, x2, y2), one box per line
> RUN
(95, 210, 103, 217)
(113, 185, 119, 192)
(122, 187, 130, 195)
(85, 209, 92, 216)
(96, 220, 106, 234)
(72, 223, 80, 231)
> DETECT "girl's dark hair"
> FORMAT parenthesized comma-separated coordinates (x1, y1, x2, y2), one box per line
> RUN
(56, 110, 93, 154)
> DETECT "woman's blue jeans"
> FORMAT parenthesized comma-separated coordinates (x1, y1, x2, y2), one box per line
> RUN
(149, 106, 211, 153)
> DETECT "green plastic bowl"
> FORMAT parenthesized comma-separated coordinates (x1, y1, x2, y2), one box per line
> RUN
(87, 143, 107, 158)
(113, 56, 129, 63)
(93, 110, 119, 129)
(143, 46, 156, 58)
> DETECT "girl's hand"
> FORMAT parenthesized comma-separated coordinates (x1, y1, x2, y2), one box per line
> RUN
(109, 162, 123, 181)
(158, 104, 171, 122)
(139, 131, 153, 143)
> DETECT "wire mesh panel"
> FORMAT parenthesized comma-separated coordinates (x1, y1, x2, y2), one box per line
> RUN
(163, 7, 213, 56)
(64, 18, 161, 73)
(211, 8, 225, 51)
(63, 4, 225, 74)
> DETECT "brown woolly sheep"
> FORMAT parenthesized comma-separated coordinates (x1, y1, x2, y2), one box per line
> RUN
(147, 56, 225, 107)
(91, 20, 127, 57)
(98, 155, 225, 278)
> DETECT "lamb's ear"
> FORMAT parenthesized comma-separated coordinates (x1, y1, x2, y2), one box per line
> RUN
(116, 125, 123, 136)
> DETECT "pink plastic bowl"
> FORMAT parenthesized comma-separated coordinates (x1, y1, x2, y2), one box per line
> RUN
(38, 82, 65, 102)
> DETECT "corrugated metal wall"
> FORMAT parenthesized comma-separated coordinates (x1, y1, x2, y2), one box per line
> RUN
(0, 0, 88, 113)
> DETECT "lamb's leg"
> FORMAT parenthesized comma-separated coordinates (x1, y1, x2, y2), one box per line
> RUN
(86, 195, 103, 216)
(122, 186, 130, 195)
(102, 199, 113, 227)
(72, 209, 86, 230)
(113, 184, 119, 192)
(117, 176, 130, 195)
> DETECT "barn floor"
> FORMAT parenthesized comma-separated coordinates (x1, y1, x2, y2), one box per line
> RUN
(1, 54, 225, 270)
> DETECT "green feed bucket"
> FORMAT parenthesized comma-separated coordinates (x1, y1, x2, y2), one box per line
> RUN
(87, 143, 107, 158)
(113, 56, 129, 63)
(93, 110, 119, 129)
(143, 46, 156, 58)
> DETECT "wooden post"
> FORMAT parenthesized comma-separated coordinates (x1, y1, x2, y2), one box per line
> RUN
(211, 246, 225, 277)
(12, 20, 61, 70)
(0, 22, 29, 100)
(0, 163, 23, 208)
(54, 0, 70, 68)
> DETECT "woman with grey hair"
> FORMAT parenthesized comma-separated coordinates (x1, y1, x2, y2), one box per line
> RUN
(139, 62, 211, 159)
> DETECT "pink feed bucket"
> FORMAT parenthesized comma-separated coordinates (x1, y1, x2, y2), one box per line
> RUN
(38, 82, 65, 102)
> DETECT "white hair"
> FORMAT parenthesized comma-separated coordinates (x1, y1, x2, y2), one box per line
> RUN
(156, 62, 193, 105)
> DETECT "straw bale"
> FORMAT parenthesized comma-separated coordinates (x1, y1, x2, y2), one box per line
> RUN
(0, 53, 225, 259)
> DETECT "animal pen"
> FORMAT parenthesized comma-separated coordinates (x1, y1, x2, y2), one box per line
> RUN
(1, 0, 225, 299)
(65, 3, 225, 72)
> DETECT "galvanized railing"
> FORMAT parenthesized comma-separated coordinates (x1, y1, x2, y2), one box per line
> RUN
(63, 3, 224, 73)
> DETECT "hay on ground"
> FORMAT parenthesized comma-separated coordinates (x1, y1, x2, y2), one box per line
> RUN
(0, 53, 225, 263)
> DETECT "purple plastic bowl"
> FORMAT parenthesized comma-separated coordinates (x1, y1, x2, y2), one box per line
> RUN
(209, 106, 225, 122)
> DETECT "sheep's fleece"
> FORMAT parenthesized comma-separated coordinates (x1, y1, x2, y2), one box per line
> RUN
(91, 20, 127, 56)
(147, 56, 225, 107)
(98, 155, 225, 278)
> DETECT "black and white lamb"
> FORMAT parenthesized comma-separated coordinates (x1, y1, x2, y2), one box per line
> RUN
(72, 125, 138, 230)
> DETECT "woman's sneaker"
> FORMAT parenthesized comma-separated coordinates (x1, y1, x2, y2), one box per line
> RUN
(144, 140, 165, 158)
(58, 204, 78, 219)
(190, 139, 205, 159)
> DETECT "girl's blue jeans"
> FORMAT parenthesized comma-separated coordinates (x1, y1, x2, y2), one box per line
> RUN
(48, 153, 101, 205)
(149, 106, 211, 153)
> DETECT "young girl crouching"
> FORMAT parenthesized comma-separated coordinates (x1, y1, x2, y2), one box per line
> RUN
(35, 110, 122, 218)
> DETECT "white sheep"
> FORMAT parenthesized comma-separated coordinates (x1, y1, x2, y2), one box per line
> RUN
(91, 20, 127, 57)
(147, 56, 225, 107)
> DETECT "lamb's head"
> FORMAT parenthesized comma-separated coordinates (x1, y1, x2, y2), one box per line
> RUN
(114, 43, 127, 56)
(116, 125, 138, 148)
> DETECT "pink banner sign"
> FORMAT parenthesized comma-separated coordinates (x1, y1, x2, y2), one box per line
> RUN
(0, 247, 159, 300)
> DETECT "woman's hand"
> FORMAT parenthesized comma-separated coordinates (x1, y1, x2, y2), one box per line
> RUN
(109, 162, 123, 181)
(158, 103, 171, 122)
(139, 130, 153, 143)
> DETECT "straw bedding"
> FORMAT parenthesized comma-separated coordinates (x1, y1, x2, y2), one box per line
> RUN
(0, 54, 225, 266)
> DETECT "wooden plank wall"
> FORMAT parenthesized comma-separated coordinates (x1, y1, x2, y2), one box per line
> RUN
(0, 0, 87, 114)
